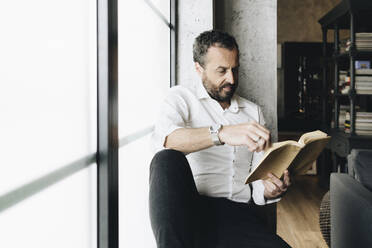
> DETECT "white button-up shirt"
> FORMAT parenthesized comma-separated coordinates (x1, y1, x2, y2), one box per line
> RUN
(151, 81, 279, 205)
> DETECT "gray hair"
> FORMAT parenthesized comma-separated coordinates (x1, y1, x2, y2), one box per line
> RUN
(193, 30, 239, 67)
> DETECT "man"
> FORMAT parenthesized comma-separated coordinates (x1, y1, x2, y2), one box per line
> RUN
(150, 30, 291, 248)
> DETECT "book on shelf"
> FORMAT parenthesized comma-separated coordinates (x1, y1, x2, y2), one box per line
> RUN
(340, 86, 372, 94)
(331, 106, 356, 129)
(356, 90, 372, 94)
(356, 69, 372, 75)
(332, 106, 363, 128)
(344, 33, 372, 51)
(355, 60, 371, 69)
(343, 111, 372, 135)
(245, 130, 330, 184)
(339, 38, 349, 53)
(355, 82, 372, 86)
(345, 111, 372, 119)
(344, 129, 372, 135)
(345, 121, 372, 130)
(355, 87, 372, 90)
(355, 76, 372, 82)
(338, 109, 347, 127)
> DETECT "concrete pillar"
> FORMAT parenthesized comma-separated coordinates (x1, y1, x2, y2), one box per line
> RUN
(215, 0, 278, 141)
(176, 0, 214, 86)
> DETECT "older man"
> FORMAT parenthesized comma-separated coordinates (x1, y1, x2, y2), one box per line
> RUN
(150, 30, 291, 248)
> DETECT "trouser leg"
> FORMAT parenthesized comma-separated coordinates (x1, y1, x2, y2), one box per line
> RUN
(149, 149, 290, 248)
(149, 149, 200, 248)
(210, 198, 291, 248)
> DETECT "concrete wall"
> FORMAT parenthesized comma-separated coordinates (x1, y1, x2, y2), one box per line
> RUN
(277, 0, 347, 120)
(176, 0, 214, 86)
(278, 0, 346, 43)
(215, 0, 278, 141)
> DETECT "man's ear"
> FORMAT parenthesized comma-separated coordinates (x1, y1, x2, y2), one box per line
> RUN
(194, 62, 204, 77)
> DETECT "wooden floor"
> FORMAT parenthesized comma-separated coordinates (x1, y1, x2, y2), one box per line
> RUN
(277, 175, 328, 248)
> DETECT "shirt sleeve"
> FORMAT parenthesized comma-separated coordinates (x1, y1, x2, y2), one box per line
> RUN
(251, 106, 281, 205)
(150, 89, 189, 153)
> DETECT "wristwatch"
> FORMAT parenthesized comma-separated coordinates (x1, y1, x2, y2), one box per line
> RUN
(209, 124, 224, 146)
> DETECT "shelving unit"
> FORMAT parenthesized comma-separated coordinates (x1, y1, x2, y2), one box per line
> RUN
(318, 0, 372, 172)
(279, 42, 333, 132)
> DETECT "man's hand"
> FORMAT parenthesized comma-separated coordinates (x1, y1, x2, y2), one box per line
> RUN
(263, 170, 291, 200)
(218, 121, 270, 152)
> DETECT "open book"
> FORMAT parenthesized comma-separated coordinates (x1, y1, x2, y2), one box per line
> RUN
(245, 130, 331, 184)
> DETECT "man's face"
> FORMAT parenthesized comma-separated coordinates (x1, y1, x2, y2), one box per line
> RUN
(196, 45, 239, 103)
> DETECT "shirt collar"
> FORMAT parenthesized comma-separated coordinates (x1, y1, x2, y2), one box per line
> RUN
(196, 80, 210, 100)
(195, 81, 242, 113)
(229, 95, 239, 113)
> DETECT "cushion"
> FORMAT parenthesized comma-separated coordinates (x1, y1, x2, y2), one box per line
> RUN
(348, 149, 372, 191)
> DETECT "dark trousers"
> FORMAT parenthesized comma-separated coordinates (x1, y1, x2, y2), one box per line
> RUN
(149, 149, 291, 248)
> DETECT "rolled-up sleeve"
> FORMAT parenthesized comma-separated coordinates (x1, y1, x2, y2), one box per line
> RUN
(151, 89, 189, 153)
(251, 106, 281, 205)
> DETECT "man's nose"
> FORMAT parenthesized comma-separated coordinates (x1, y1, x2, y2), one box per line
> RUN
(226, 70, 236, 84)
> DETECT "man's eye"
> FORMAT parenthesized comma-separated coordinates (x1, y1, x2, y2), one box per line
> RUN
(218, 70, 226, 74)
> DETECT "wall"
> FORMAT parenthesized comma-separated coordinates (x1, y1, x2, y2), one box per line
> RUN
(277, 0, 347, 121)
(215, 0, 278, 141)
(176, 0, 214, 86)
(278, 0, 346, 43)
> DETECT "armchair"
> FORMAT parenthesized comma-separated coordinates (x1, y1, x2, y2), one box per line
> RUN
(330, 149, 372, 248)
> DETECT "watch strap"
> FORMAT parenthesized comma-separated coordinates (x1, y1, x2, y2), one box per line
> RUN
(209, 124, 223, 146)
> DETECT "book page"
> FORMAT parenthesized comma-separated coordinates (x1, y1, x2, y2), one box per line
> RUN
(245, 142, 302, 184)
(289, 136, 330, 175)
(298, 130, 328, 145)
(245, 130, 330, 184)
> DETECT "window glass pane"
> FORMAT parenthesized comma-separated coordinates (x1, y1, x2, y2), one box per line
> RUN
(119, 135, 155, 247)
(0, 0, 97, 247)
(148, 0, 170, 23)
(118, 0, 170, 138)
(118, 0, 171, 247)
(0, 166, 97, 248)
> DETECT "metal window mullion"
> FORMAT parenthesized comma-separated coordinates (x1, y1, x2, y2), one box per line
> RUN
(144, 0, 171, 28)
(170, 0, 177, 87)
(97, 0, 118, 247)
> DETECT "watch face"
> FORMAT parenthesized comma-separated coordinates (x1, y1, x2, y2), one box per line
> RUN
(210, 124, 223, 145)
(211, 124, 221, 133)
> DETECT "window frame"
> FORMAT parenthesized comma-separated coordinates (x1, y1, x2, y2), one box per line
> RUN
(97, 1, 176, 247)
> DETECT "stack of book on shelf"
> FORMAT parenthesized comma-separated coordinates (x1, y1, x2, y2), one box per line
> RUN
(339, 38, 349, 53)
(332, 105, 360, 129)
(344, 33, 372, 52)
(338, 107, 347, 129)
(339, 70, 349, 94)
(339, 68, 372, 94)
(344, 112, 372, 135)
(355, 68, 372, 94)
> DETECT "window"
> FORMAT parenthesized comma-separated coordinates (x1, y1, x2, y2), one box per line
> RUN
(0, 0, 97, 247)
(118, 0, 175, 247)
(0, 1, 175, 247)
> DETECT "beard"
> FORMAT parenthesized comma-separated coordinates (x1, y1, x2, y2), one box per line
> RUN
(202, 74, 237, 103)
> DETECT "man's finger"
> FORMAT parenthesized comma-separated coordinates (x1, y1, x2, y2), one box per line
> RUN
(283, 170, 291, 187)
(243, 135, 257, 149)
(246, 130, 260, 142)
(252, 128, 270, 143)
(264, 139, 272, 151)
(250, 120, 270, 134)
(268, 173, 285, 191)
(245, 130, 267, 152)
(247, 122, 270, 141)
(263, 180, 280, 196)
